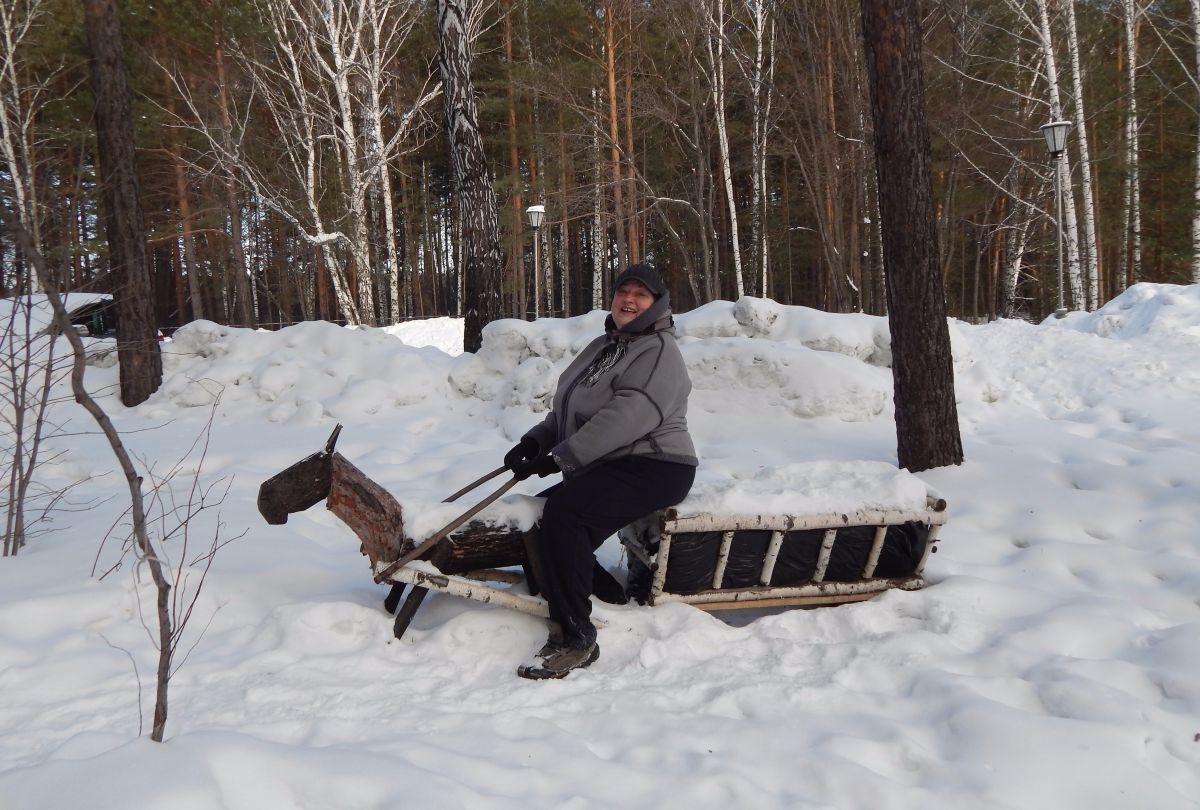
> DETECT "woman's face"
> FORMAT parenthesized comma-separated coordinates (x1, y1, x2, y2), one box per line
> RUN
(611, 280, 655, 328)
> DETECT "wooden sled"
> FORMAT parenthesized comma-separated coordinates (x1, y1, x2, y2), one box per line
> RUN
(257, 426, 948, 640)
(618, 502, 947, 611)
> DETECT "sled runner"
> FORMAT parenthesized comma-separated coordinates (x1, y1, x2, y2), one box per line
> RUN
(257, 426, 948, 640)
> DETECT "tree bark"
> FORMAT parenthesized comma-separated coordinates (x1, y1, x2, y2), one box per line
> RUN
(164, 93, 205, 322)
(1062, 0, 1100, 309)
(604, 0, 628, 270)
(747, 0, 774, 298)
(1192, 0, 1200, 284)
(213, 31, 254, 327)
(592, 85, 606, 309)
(1119, 0, 1143, 292)
(705, 0, 744, 296)
(82, 0, 162, 407)
(438, 0, 504, 352)
(860, 0, 962, 472)
(1031, 0, 1084, 309)
(622, 0, 639, 265)
(503, 3, 526, 316)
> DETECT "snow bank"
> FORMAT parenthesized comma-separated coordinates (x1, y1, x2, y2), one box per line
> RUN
(5, 284, 1200, 810)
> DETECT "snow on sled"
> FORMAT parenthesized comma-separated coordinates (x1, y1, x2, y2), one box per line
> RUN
(257, 426, 948, 639)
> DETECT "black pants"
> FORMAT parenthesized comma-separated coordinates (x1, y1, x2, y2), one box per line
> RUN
(535, 457, 696, 648)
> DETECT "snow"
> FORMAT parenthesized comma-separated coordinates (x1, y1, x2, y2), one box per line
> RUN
(0, 290, 113, 336)
(2, 285, 1199, 808)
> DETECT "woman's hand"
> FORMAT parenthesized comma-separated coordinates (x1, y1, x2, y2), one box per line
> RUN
(503, 437, 539, 471)
(511, 454, 560, 481)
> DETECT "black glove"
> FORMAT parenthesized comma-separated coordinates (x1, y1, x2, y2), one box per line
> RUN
(504, 437, 539, 471)
(511, 454, 560, 481)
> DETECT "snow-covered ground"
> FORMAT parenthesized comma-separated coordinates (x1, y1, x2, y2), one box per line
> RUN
(1, 283, 1198, 808)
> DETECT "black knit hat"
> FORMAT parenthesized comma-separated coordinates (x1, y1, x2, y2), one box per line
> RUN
(613, 263, 667, 299)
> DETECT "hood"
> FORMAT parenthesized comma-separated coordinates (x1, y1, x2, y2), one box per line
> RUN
(604, 292, 674, 339)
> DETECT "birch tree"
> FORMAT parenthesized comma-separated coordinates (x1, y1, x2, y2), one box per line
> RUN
(359, 0, 431, 324)
(1, 0, 69, 553)
(0, 0, 50, 293)
(700, 0, 746, 296)
(1118, 0, 1145, 292)
(730, 0, 776, 297)
(438, 0, 504, 351)
(309, 0, 377, 324)
(222, 0, 362, 322)
(1029, 0, 1085, 309)
(1062, 0, 1100, 308)
(602, 0, 628, 271)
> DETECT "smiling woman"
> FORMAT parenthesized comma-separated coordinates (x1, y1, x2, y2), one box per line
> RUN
(501, 263, 699, 680)
(611, 276, 656, 329)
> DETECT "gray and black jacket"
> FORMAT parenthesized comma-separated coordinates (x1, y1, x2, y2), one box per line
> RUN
(523, 296, 698, 478)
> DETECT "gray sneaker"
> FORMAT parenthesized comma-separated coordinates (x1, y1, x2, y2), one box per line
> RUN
(517, 642, 599, 680)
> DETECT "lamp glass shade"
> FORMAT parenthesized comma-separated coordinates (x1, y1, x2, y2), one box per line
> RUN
(1040, 121, 1073, 157)
(525, 204, 546, 229)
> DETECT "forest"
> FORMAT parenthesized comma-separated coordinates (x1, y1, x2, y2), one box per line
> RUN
(2, 0, 1198, 333)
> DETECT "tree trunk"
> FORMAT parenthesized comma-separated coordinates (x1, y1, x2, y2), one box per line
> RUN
(1032, 0, 1084, 309)
(604, 0, 628, 271)
(213, 32, 254, 327)
(592, 85, 606, 309)
(999, 172, 1039, 319)
(1062, 0, 1100, 309)
(400, 156, 417, 318)
(165, 94, 205, 322)
(82, 0, 162, 407)
(1119, 0, 1143, 292)
(438, 0, 504, 352)
(360, 0, 407, 326)
(622, 0, 639, 265)
(558, 112, 571, 315)
(321, 0, 377, 326)
(705, 0, 744, 296)
(503, 3, 526, 317)
(748, 0, 775, 298)
(860, 0, 962, 472)
(1192, 0, 1200, 284)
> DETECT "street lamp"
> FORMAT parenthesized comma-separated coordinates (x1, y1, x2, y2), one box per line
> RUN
(525, 204, 545, 319)
(1040, 120, 1072, 319)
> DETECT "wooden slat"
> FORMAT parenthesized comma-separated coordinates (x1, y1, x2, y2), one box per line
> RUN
(811, 528, 838, 583)
(759, 530, 785, 585)
(386, 563, 550, 618)
(711, 530, 735, 589)
(861, 525, 888, 578)
(915, 523, 944, 575)
(650, 576, 924, 608)
(686, 592, 880, 611)
(456, 567, 525, 585)
(664, 507, 947, 535)
(649, 532, 674, 599)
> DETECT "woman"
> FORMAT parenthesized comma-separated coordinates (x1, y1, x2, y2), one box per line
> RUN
(504, 263, 697, 679)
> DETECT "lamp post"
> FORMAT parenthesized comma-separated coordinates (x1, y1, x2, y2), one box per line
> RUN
(525, 204, 545, 319)
(1040, 120, 1072, 318)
